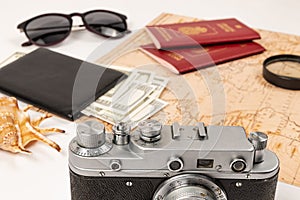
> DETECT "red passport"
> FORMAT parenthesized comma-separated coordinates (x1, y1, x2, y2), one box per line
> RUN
(146, 18, 261, 49)
(140, 43, 265, 74)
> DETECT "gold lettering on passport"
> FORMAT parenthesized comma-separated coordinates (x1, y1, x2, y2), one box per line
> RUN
(178, 26, 208, 35)
(235, 25, 243, 29)
(167, 52, 183, 61)
(185, 49, 207, 58)
(217, 23, 235, 32)
(190, 49, 206, 54)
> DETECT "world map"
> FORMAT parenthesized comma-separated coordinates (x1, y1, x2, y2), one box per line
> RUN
(95, 13, 300, 186)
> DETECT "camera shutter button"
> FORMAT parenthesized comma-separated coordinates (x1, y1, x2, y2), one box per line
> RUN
(138, 119, 162, 142)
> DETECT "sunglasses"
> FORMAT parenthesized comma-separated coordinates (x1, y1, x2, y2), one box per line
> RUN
(17, 10, 130, 47)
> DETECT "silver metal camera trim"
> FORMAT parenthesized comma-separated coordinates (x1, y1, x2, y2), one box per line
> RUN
(69, 138, 113, 157)
(69, 121, 280, 180)
(69, 148, 279, 180)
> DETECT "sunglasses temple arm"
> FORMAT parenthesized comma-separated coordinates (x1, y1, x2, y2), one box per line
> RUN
(21, 41, 33, 47)
(22, 22, 127, 32)
(23, 25, 72, 31)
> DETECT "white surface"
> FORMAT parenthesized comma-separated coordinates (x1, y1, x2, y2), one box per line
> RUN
(0, 0, 299, 199)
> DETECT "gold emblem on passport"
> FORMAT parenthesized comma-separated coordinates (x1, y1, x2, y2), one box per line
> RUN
(178, 26, 208, 35)
(167, 52, 183, 61)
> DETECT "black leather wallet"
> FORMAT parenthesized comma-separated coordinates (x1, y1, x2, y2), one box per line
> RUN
(0, 48, 126, 120)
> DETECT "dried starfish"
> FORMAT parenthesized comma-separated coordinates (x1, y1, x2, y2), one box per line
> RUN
(0, 96, 64, 154)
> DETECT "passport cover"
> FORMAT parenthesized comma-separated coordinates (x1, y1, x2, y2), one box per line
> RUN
(0, 48, 126, 121)
(146, 18, 261, 49)
(140, 42, 265, 74)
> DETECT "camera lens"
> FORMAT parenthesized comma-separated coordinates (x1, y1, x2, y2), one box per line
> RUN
(153, 174, 227, 200)
(164, 186, 215, 200)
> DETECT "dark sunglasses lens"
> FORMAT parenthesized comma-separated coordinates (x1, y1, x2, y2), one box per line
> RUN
(25, 15, 71, 46)
(84, 12, 127, 37)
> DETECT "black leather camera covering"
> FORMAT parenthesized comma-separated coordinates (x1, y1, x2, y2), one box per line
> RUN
(69, 169, 278, 200)
(0, 48, 126, 120)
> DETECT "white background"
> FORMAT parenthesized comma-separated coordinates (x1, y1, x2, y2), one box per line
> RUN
(0, 0, 300, 199)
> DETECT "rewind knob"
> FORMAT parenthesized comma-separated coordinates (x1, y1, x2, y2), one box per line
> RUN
(69, 120, 112, 157)
(77, 120, 106, 148)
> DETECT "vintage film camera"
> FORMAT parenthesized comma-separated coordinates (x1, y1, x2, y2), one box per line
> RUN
(69, 119, 279, 200)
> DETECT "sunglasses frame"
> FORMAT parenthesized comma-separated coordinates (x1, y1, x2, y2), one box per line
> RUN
(17, 10, 128, 47)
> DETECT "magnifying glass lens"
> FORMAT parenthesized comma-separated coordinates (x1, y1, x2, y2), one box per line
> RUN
(263, 54, 300, 90)
(266, 61, 300, 79)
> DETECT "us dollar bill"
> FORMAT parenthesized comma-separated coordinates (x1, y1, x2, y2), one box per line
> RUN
(124, 99, 168, 128)
(93, 72, 167, 110)
(82, 69, 168, 126)
(84, 99, 168, 129)
(93, 80, 140, 110)
(112, 69, 154, 100)
(82, 107, 122, 125)
(92, 96, 112, 110)
(93, 80, 153, 111)
(111, 83, 156, 115)
(0, 52, 26, 68)
(150, 76, 169, 98)
(91, 96, 154, 124)
(94, 69, 155, 109)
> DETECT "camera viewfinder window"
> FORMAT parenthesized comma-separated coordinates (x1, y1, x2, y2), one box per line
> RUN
(197, 159, 214, 168)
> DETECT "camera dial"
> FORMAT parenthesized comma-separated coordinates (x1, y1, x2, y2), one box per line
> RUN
(69, 120, 112, 157)
(248, 132, 268, 163)
(153, 174, 227, 200)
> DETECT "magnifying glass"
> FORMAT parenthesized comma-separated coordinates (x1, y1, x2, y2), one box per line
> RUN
(263, 54, 300, 90)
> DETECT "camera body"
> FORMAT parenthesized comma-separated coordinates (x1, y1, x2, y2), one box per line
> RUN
(69, 120, 279, 200)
